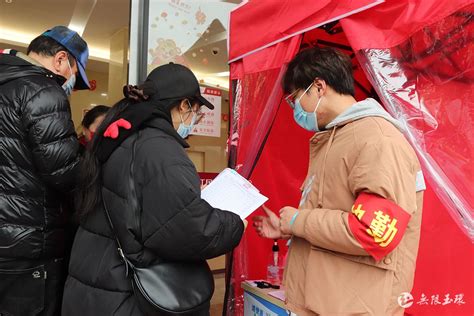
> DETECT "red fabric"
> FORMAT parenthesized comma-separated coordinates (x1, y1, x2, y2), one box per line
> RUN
(228, 1, 473, 314)
(230, 36, 301, 79)
(348, 193, 412, 261)
(227, 98, 313, 313)
(229, 37, 301, 179)
(230, 68, 284, 178)
(407, 184, 473, 316)
(340, 0, 474, 50)
(353, 3, 474, 237)
(244, 101, 313, 279)
(229, 0, 383, 62)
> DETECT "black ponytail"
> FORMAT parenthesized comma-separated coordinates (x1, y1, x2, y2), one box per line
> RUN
(75, 87, 193, 219)
(75, 98, 136, 219)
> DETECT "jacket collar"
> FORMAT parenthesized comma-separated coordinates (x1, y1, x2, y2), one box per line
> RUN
(0, 49, 66, 86)
(144, 116, 190, 148)
(325, 98, 404, 132)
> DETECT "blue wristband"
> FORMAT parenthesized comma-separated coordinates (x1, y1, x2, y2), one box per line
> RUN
(289, 211, 299, 228)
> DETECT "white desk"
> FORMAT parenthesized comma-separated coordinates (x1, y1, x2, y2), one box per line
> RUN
(242, 281, 288, 316)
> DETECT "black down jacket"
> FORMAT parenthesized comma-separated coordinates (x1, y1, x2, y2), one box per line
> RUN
(0, 53, 79, 263)
(62, 117, 244, 315)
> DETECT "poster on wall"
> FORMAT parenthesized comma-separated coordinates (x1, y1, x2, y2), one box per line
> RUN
(146, 0, 236, 73)
(129, 0, 237, 85)
(191, 87, 221, 137)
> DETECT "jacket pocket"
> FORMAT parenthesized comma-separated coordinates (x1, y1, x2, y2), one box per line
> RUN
(0, 265, 46, 316)
(0, 224, 41, 259)
(306, 247, 395, 314)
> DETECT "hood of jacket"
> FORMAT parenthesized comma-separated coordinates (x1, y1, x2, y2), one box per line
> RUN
(0, 49, 65, 86)
(325, 98, 404, 132)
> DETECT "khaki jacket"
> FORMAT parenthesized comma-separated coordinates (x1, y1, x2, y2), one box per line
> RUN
(284, 116, 423, 316)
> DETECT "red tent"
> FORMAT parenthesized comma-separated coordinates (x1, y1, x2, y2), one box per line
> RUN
(226, 0, 474, 315)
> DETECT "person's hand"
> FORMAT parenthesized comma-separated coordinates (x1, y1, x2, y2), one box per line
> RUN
(252, 205, 282, 239)
(279, 206, 299, 235)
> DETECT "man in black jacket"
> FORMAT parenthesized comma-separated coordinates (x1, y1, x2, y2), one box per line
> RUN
(0, 26, 89, 316)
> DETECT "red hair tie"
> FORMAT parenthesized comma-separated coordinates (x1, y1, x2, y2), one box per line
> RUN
(103, 119, 132, 139)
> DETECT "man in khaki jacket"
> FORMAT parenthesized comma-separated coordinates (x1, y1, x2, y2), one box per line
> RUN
(253, 47, 424, 315)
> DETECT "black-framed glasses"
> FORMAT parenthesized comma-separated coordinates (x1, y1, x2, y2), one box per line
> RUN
(184, 104, 205, 123)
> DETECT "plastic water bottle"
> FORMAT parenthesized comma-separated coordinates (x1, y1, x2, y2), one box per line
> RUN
(266, 240, 283, 285)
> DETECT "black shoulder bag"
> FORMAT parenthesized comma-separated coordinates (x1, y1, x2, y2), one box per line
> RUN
(101, 137, 214, 315)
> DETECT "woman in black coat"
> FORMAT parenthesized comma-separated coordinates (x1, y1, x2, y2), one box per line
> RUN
(62, 64, 245, 315)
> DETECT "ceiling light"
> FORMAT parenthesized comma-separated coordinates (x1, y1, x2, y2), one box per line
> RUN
(0, 29, 32, 46)
(213, 71, 230, 77)
(68, 23, 85, 36)
(68, 0, 97, 36)
(101, 93, 107, 97)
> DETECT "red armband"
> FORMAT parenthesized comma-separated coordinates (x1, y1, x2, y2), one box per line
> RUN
(348, 192, 411, 261)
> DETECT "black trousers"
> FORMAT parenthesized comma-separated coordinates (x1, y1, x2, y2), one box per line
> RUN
(0, 258, 65, 316)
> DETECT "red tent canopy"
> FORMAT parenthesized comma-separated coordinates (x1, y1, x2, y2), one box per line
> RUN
(229, 0, 384, 62)
(226, 0, 474, 315)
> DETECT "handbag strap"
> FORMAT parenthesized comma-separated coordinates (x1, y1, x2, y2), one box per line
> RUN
(102, 195, 132, 276)
(101, 135, 140, 277)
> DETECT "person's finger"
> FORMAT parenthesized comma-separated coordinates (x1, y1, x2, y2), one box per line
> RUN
(262, 205, 275, 217)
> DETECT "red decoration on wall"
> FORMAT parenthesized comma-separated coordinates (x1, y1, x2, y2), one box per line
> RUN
(198, 172, 219, 189)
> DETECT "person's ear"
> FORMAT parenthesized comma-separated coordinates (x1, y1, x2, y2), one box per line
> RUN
(53, 51, 68, 73)
(178, 99, 190, 112)
(314, 79, 327, 96)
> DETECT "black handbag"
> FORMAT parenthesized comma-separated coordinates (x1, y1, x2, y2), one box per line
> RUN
(102, 198, 214, 315)
(101, 136, 214, 315)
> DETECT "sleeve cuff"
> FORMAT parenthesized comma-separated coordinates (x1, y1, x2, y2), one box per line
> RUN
(290, 208, 311, 237)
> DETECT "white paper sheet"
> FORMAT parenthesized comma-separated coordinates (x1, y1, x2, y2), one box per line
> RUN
(201, 168, 268, 219)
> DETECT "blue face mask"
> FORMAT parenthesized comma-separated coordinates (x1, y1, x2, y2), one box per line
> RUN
(62, 59, 76, 96)
(177, 101, 198, 138)
(293, 92, 322, 132)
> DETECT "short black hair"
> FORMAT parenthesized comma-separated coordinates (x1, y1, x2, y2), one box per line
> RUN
(27, 35, 75, 66)
(81, 105, 110, 128)
(283, 47, 354, 96)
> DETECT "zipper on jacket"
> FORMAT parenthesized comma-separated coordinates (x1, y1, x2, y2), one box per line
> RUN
(317, 127, 337, 208)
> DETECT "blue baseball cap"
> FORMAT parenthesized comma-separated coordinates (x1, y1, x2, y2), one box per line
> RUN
(42, 26, 90, 90)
